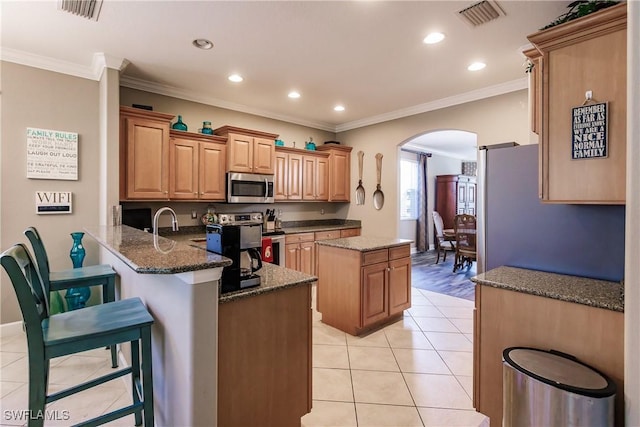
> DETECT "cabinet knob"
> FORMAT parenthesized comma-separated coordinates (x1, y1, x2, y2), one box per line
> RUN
(194, 192, 198, 195)
(200, 192, 205, 195)
(164, 191, 168, 194)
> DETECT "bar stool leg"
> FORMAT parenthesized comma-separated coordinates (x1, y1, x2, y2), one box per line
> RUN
(27, 359, 46, 427)
(141, 326, 154, 427)
(131, 339, 142, 426)
(102, 276, 118, 368)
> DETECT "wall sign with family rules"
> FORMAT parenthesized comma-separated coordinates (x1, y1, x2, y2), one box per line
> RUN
(26, 127, 78, 180)
(571, 101, 608, 160)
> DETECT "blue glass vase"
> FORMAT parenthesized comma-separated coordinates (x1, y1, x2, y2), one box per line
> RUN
(172, 115, 188, 131)
(66, 232, 91, 310)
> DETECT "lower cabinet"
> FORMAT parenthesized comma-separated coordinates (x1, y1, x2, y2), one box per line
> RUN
(218, 283, 312, 427)
(285, 233, 315, 275)
(317, 243, 411, 335)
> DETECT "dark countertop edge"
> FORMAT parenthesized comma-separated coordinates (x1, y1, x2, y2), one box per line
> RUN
(472, 266, 624, 313)
(85, 225, 231, 275)
(157, 222, 361, 238)
(219, 263, 317, 303)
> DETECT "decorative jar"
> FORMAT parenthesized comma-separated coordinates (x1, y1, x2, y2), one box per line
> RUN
(66, 232, 91, 310)
(172, 115, 188, 131)
(201, 121, 214, 135)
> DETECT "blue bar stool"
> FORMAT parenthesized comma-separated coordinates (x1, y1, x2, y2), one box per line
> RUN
(1, 244, 154, 427)
(24, 227, 119, 368)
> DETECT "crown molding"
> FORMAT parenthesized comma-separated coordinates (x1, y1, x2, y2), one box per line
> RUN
(1, 47, 528, 134)
(119, 75, 337, 133)
(0, 48, 127, 81)
(335, 78, 528, 133)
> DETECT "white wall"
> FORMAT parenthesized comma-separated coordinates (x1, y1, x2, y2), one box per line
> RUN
(338, 90, 529, 238)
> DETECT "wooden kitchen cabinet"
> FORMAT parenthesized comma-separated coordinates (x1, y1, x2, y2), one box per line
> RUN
(435, 175, 476, 230)
(317, 241, 411, 335)
(218, 283, 312, 427)
(316, 145, 352, 202)
(275, 147, 303, 201)
(169, 131, 227, 200)
(340, 228, 361, 238)
(523, 46, 543, 136)
(214, 125, 279, 174)
(285, 233, 315, 275)
(302, 153, 329, 201)
(527, 4, 626, 203)
(119, 106, 174, 200)
(474, 282, 624, 427)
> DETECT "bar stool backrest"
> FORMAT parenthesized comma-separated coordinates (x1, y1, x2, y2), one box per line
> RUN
(1, 244, 49, 340)
(24, 227, 52, 292)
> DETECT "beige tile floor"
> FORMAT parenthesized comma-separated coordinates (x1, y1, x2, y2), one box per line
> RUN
(0, 287, 488, 427)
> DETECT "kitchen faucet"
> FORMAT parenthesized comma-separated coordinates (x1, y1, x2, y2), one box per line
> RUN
(153, 207, 179, 236)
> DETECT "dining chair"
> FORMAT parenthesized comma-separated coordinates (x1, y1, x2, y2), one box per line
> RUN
(1, 243, 154, 427)
(432, 211, 456, 264)
(24, 226, 118, 367)
(453, 214, 477, 272)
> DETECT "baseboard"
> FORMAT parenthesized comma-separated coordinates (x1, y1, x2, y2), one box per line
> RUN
(0, 321, 24, 337)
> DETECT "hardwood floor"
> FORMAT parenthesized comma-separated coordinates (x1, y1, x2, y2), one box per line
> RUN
(411, 251, 476, 301)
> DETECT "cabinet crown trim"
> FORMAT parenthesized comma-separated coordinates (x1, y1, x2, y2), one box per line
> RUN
(214, 125, 279, 140)
(316, 145, 353, 153)
(169, 129, 227, 143)
(120, 106, 174, 121)
(527, 3, 626, 52)
(276, 146, 329, 157)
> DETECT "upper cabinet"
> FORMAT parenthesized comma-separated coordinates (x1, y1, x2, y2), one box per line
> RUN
(214, 126, 278, 174)
(302, 153, 329, 201)
(120, 106, 174, 200)
(275, 147, 303, 201)
(169, 131, 227, 201)
(316, 145, 352, 202)
(526, 4, 626, 204)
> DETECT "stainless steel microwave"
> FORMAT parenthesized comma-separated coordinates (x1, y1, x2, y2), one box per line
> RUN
(227, 172, 274, 204)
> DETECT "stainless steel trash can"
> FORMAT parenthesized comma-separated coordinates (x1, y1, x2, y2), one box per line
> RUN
(502, 347, 615, 427)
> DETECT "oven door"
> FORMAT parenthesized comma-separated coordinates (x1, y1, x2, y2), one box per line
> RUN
(227, 172, 274, 204)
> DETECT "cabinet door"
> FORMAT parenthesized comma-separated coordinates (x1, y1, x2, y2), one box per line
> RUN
(388, 257, 411, 316)
(340, 228, 361, 238)
(126, 117, 170, 199)
(299, 241, 315, 275)
(169, 137, 198, 199)
(227, 133, 253, 172)
(253, 137, 275, 174)
(361, 262, 388, 327)
(274, 152, 288, 201)
(315, 157, 329, 201)
(199, 142, 226, 200)
(285, 244, 299, 271)
(302, 156, 317, 200)
(329, 151, 350, 201)
(466, 183, 476, 215)
(288, 153, 303, 200)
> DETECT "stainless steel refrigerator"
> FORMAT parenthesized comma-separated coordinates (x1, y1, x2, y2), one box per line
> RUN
(476, 143, 624, 282)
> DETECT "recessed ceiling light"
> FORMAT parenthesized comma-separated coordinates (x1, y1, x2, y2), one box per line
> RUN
(334, 105, 345, 112)
(423, 32, 445, 44)
(288, 91, 301, 99)
(228, 74, 243, 82)
(192, 39, 213, 50)
(468, 62, 486, 71)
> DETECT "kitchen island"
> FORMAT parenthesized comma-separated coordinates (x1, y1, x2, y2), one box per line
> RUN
(85, 225, 315, 427)
(472, 266, 624, 427)
(316, 236, 412, 335)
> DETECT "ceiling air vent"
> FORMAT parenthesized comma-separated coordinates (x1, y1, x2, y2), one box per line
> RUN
(58, 0, 103, 21)
(458, 1, 505, 27)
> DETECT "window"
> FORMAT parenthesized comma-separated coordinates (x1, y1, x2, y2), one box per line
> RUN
(400, 158, 418, 220)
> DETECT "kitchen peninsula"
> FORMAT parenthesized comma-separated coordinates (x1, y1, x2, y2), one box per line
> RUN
(84, 225, 316, 427)
(472, 266, 624, 427)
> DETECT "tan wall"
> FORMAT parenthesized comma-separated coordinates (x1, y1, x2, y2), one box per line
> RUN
(338, 90, 529, 238)
(1, 62, 102, 323)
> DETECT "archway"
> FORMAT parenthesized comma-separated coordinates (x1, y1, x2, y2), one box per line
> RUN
(397, 129, 478, 252)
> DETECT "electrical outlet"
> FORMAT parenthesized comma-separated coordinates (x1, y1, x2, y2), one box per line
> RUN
(320, 208, 325, 215)
(191, 210, 197, 219)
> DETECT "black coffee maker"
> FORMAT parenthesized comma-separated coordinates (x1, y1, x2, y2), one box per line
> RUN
(206, 223, 263, 293)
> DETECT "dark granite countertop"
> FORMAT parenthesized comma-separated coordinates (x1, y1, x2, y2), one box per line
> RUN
(218, 262, 317, 304)
(316, 236, 412, 252)
(85, 225, 232, 274)
(472, 266, 624, 312)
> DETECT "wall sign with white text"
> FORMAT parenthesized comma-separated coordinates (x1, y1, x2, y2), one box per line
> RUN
(26, 128, 78, 180)
(572, 102, 608, 160)
(35, 191, 72, 214)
